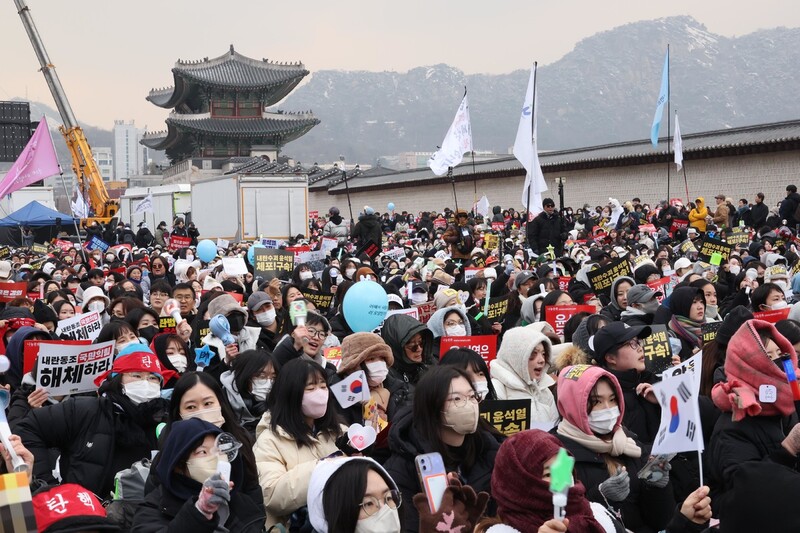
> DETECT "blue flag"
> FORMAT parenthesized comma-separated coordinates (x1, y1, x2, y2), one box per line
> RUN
(650, 49, 669, 148)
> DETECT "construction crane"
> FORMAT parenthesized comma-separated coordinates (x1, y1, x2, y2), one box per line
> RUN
(14, 0, 119, 225)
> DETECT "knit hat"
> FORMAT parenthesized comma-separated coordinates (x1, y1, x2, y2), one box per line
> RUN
(355, 266, 377, 281)
(712, 319, 798, 421)
(491, 430, 603, 533)
(716, 305, 754, 346)
(513, 271, 536, 291)
(34, 483, 119, 532)
(433, 288, 459, 309)
(207, 293, 247, 320)
(94, 345, 175, 386)
(339, 332, 394, 374)
(557, 365, 625, 435)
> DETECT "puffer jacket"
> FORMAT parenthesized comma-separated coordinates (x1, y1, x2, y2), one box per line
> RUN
(427, 306, 472, 359)
(491, 327, 559, 427)
(253, 412, 342, 529)
(381, 313, 435, 385)
(352, 213, 383, 247)
(688, 198, 708, 232)
(220, 370, 267, 436)
(323, 216, 349, 244)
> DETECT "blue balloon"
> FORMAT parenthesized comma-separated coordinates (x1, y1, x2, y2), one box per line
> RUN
(248, 242, 266, 264)
(387, 202, 395, 211)
(343, 280, 388, 332)
(196, 239, 217, 263)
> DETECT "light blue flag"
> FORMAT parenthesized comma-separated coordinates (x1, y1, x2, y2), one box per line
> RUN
(650, 49, 669, 148)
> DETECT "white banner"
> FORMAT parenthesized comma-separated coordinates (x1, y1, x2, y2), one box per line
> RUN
(133, 193, 154, 214)
(383, 247, 407, 263)
(320, 237, 339, 253)
(55, 311, 102, 341)
(514, 64, 548, 214)
(428, 93, 473, 176)
(674, 113, 684, 171)
(222, 257, 248, 276)
(36, 340, 115, 396)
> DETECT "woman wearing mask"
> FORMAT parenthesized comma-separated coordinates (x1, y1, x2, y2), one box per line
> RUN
(126, 307, 161, 344)
(384, 366, 501, 533)
(292, 263, 315, 285)
(689, 279, 721, 322)
(381, 313, 435, 385)
(132, 418, 264, 532)
(427, 306, 472, 359)
(750, 282, 788, 312)
(220, 349, 278, 435)
(341, 259, 360, 282)
(599, 277, 634, 322)
(491, 326, 559, 429)
(307, 457, 402, 533)
(440, 348, 497, 401)
(254, 359, 345, 529)
(150, 333, 193, 379)
(16, 349, 173, 496)
(667, 287, 706, 360)
(81, 285, 111, 325)
(555, 365, 675, 533)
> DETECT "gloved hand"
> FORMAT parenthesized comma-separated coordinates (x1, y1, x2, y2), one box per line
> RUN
(413, 478, 489, 533)
(195, 473, 231, 518)
(598, 467, 630, 502)
(642, 460, 671, 489)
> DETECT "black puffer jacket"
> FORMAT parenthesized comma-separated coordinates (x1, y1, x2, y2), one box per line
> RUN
(606, 368, 661, 445)
(526, 211, 564, 255)
(381, 314, 435, 385)
(15, 394, 167, 497)
(352, 213, 383, 247)
(779, 191, 800, 227)
(383, 407, 502, 533)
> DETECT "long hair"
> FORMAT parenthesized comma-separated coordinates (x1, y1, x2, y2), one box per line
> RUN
(439, 348, 497, 401)
(95, 320, 137, 344)
(230, 349, 279, 402)
(322, 460, 395, 531)
(267, 359, 343, 446)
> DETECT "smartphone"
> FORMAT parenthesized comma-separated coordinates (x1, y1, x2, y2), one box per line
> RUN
(415, 452, 447, 513)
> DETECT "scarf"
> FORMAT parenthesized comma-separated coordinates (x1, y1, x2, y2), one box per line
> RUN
(557, 419, 642, 458)
(669, 314, 703, 349)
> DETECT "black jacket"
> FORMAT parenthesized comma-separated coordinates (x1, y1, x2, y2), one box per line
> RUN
(135, 228, 155, 248)
(352, 213, 383, 248)
(383, 407, 502, 533)
(606, 368, 661, 445)
(555, 432, 675, 533)
(272, 335, 337, 377)
(779, 192, 800, 226)
(381, 314, 434, 385)
(526, 211, 564, 255)
(747, 201, 769, 229)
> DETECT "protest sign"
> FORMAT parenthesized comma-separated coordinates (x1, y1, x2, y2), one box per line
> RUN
(0, 247, 9, 260)
(168, 235, 191, 252)
(670, 219, 689, 234)
(0, 282, 26, 302)
(253, 248, 294, 279)
(545, 305, 596, 338)
(159, 316, 177, 333)
(647, 276, 671, 302)
(753, 307, 791, 323)
(308, 210, 319, 220)
(56, 311, 103, 341)
(485, 294, 510, 321)
(557, 276, 572, 292)
(383, 247, 407, 264)
(632, 254, 651, 269)
(354, 240, 381, 259)
(479, 399, 531, 436)
(639, 224, 657, 234)
(701, 321, 721, 345)
(679, 239, 698, 255)
(323, 346, 342, 369)
(36, 340, 115, 396)
(697, 236, 733, 263)
(260, 238, 279, 249)
(31, 243, 48, 254)
(55, 239, 73, 252)
(484, 234, 499, 250)
(84, 236, 109, 253)
(642, 325, 673, 374)
(464, 267, 483, 282)
(297, 250, 327, 273)
(412, 301, 437, 324)
(491, 221, 506, 232)
(383, 307, 420, 329)
(29, 256, 47, 271)
(216, 238, 230, 249)
(433, 219, 447, 229)
(301, 288, 335, 312)
(320, 237, 339, 253)
(221, 257, 248, 276)
(23, 339, 90, 375)
(726, 228, 750, 246)
(0, 472, 36, 533)
(586, 258, 632, 297)
(439, 335, 498, 365)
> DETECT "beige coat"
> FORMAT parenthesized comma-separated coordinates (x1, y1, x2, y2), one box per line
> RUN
(254, 413, 342, 528)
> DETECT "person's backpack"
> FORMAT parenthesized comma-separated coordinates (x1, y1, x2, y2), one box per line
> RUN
(104, 458, 151, 531)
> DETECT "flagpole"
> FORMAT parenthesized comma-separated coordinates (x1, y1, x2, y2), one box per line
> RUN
(45, 120, 84, 249)
(666, 44, 671, 202)
(526, 61, 538, 234)
(448, 166, 458, 212)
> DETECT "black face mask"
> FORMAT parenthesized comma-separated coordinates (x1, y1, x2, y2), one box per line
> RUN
(138, 325, 159, 343)
(226, 313, 246, 335)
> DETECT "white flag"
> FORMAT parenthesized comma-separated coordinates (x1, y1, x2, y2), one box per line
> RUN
(652, 365, 704, 455)
(71, 192, 88, 219)
(428, 93, 473, 176)
(475, 195, 491, 218)
(514, 64, 548, 215)
(674, 114, 683, 171)
(134, 193, 154, 214)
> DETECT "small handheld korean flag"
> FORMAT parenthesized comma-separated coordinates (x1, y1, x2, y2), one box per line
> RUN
(332, 370, 370, 409)
(652, 363, 703, 456)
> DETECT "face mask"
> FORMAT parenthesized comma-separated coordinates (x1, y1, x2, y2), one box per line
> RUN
(411, 292, 428, 305)
(123, 380, 161, 405)
(301, 388, 329, 419)
(52, 273, 62, 282)
(729, 265, 741, 276)
(87, 301, 105, 314)
(251, 378, 273, 401)
(299, 271, 313, 281)
(226, 314, 246, 334)
(770, 300, 789, 311)
(354, 504, 401, 533)
(116, 341, 134, 355)
(138, 325, 159, 343)
(473, 380, 489, 400)
(442, 402, 479, 435)
(775, 280, 788, 291)
(182, 406, 225, 427)
(705, 304, 719, 318)
(168, 354, 187, 373)
(186, 454, 219, 484)
(445, 324, 467, 337)
(366, 361, 389, 387)
(640, 299, 660, 314)
(255, 309, 276, 327)
(185, 254, 194, 262)
(345, 268, 357, 279)
(588, 406, 620, 435)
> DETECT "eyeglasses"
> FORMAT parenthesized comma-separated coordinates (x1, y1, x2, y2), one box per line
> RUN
(447, 392, 480, 408)
(621, 339, 642, 350)
(359, 490, 401, 516)
(306, 328, 327, 340)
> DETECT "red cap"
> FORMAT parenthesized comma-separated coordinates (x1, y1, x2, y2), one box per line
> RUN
(33, 483, 117, 532)
(93, 349, 176, 387)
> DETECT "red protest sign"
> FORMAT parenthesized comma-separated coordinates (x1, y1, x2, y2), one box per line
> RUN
(491, 222, 505, 232)
(308, 210, 319, 220)
(647, 276, 671, 303)
(433, 219, 447, 229)
(545, 305, 596, 338)
(558, 276, 572, 292)
(439, 335, 498, 365)
(0, 282, 27, 302)
(23, 339, 91, 375)
(168, 235, 191, 252)
(753, 308, 791, 323)
(639, 224, 657, 234)
(324, 346, 342, 369)
(670, 219, 688, 234)
(55, 239, 74, 252)
(413, 301, 437, 324)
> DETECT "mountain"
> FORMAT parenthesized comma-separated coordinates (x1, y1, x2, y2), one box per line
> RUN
(275, 16, 800, 165)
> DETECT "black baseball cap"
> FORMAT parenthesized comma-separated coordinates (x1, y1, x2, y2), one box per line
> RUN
(592, 321, 651, 365)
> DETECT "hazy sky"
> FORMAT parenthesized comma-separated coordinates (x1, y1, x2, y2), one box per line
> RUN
(1, 0, 798, 134)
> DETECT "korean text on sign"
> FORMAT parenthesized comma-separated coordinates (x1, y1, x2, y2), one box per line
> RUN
(36, 340, 115, 396)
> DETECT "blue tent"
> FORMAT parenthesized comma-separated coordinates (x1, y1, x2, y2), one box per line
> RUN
(0, 201, 78, 227)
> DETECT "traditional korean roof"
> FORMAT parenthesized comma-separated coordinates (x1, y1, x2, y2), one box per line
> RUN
(146, 45, 309, 109)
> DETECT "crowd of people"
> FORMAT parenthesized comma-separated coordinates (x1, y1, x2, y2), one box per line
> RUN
(2, 186, 800, 532)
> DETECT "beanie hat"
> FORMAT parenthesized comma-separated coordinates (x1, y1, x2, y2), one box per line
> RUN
(364, 206, 375, 215)
(491, 430, 602, 533)
(207, 293, 247, 319)
(339, 332, 393, 375)
(34, 483, 118, 532)
(712, 319, 798, 421)
(433, 288, 459, 309)
(716, 305, 754, 346)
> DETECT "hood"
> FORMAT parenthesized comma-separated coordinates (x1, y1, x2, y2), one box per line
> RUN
(608, 276, 635, 310)
(670, 286, 703, 318)
(308, 457, 399, 533)
(492, 205, 502, 214)
(557, 365, 624, 435)
(5, 326, 48, 387)
(427, 306, 472, 338)
(495, 327, 552, 383)
(381, 313, 434, 368)
(695, 197, 705, 209)
(358, 213, 381, 227)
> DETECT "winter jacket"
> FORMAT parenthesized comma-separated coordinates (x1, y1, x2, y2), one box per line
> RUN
(599, 276, 635, 321)
(491, 327, 559, 428)
(323, 216, 349, 244)
(491, 206, 505, 223)
(187, 226, 200, 246)
(442, 222, 477, 260)
(605, 368, 661, 444)
(620, 307, 655, 327)
(154, 227, 168, 247)
(427, 306, 472, 359)
(135, 228, 155, 248)
(271, 334, 337, 377)
(688, 198, 708, 232)
(384, 407, 502, 533)
(328, 311, 354, 343)
(253, 412, 342, 528)
(381, 314, 435, 385)
(747, 201, 769, 229)
(526, 211, 565, 255)
(417, 214, 434, 236)
(220, 370, 267, 436)
(779, 191, 800, 227)
(352, 213, 383, 248)
(712, 202, 729, 229)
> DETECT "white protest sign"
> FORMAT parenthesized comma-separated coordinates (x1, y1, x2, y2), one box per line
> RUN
(216, 238, 230, 249)
(321, 237, 339, 253)
(222, 257, 248, 276)
(435, 250, 450, 260)
(384, 247, 406, 263)
(464, 267, 482, 282)
(36, 340, 115, 396)
(56, 311, 102, 341)
(260, 238, 279, 249)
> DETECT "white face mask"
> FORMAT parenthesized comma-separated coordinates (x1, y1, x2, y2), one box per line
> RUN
(299, 271, 313, 281)
(185, 254, 194, 262)
(770, 300, 789, 311)
(445, 324, 467, 337)
(411, 292, 427, 305)
(705, 304, 719, 319)
(87, 301, 105, 314)
(123, 380, 161, 405)
(775, 280, 788, 291)
(345, 268, 357, 278)
(251, 378, 273, 401)
(168, 354, 187, 373)
(365, 360, 389, 386)
(473, 380, 490, 400)
(186, 454, 219, 484)
(354, 503, 401, 533)
(255, 309, 276, 326)
(53, 272, 63, 282)
(588, 406, 620, 435)
(729, 265, 741, 276)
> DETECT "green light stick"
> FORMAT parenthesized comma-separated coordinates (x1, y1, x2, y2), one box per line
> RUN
(549, 448, 575, 521)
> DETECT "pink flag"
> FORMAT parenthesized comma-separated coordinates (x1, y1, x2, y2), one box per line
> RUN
(0, 117, 60, 197)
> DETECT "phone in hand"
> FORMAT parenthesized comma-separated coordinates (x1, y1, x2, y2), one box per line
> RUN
(415, 452, 447, 513)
